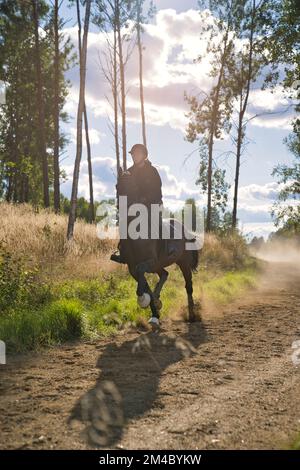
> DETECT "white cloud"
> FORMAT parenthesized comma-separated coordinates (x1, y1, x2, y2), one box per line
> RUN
(63, 8, 296, 134)
(249, 87, 289, 112)
(63, 9, 216, 132)
(62, 155, 201, 207)
(241, 222, 276, 240)
(61, 154, 284, 238)
(70, 127, 106, 145)
(248, 114, 293, 130)
(237, 182, 280, 202)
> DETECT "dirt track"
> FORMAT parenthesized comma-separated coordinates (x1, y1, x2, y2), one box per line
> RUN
(1, 261, 300, 450)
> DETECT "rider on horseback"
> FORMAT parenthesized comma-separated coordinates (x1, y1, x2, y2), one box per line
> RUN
(111, 143, 163, 264)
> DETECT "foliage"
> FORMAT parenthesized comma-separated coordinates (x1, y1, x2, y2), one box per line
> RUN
(0, 0, 74, 205)
(0, 204, 255, 352)
(0, 242, 51, 314)
(0, 260, 256, 353)
(271, 119, 300, 230)
(196, 141, 230, 218)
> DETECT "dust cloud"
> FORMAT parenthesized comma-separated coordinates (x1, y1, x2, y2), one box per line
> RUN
(251, 238, 300, 264)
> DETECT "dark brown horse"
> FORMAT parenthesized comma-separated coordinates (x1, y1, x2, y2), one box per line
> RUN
(116, 171, 200, 329)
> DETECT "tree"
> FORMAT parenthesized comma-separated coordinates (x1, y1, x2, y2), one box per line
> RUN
(31, 0, 50, 207)
(266, 0, 300, 233)
(271, 120, 300, 231)
(231, 0, 277, 229)
(67, 0, 91, 239)
(94, 0, 135, 172)
(133, 0, 155, 147)
(185, 0, 236, 231)
(93, 0, 121, 172)
(195, 141, 230, 231)
(53, 0, 60, 212)
(0, 0, 73, 206)
(74, 0, 95, 222)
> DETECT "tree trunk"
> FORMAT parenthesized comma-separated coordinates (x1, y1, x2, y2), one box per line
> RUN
(232, 109, 243, 228)
(53, 0, 60, 212)
(137, 17, 147, 147)
(206, 131, 214, 232)
(206, 29, 229, 232)
(32, 0, 50, 208)
(113, 24, 121, 172)
(83, 102, 95, 223)
(117, 1, 127, 170)
(67, 0, 91, 239)
(74, 0, 94, 223)
(232, 0, 256, 229)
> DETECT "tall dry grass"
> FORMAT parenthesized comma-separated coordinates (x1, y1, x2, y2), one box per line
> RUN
(0, 202, 251, 279)
(201, 232, 250, 270)
(0, 202, 117, 280)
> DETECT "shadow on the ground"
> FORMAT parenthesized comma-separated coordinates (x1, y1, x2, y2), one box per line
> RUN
(69, 317, 207, 448)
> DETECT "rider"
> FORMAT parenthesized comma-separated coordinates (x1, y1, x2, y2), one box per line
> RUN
(111, 143, 163, 264)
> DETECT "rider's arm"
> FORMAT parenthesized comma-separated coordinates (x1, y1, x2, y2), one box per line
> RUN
(141, 167, 162, 205)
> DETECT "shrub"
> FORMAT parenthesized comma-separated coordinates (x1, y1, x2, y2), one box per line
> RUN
(44, 299, 86, 341)
(0, 299, 86, 352)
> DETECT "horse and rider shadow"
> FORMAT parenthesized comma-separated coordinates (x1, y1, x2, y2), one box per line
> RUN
(68, 166, 206, 447)
(69, 318, 207, 448)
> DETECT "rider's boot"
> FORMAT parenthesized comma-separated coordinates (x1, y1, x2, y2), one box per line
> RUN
(110, 242, 126, 264)
(110, 252, 125, 263)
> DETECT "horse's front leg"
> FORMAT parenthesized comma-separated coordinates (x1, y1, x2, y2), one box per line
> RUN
(136, 260, 160, 330)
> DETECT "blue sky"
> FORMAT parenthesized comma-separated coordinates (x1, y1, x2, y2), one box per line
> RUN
(58, 0, 296, 239)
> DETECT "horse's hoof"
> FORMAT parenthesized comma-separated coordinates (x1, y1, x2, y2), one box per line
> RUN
(148, 317, 160, 332)
(154, 298, 162, 310)
(137, 293, 151, 309)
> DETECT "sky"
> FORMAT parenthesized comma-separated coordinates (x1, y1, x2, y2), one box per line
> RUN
(58, 0, 297, 239)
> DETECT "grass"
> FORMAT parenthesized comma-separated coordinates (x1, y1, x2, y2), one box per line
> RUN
(0, 202, 117, 280)
(203, 268, 257, 304)
(290, 433, 300, 450)
(0, 202, 258, 353)
(0, 265, 257, 353)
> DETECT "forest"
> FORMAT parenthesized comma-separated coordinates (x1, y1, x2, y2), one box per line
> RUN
(0, 0, 299, 235)
(0, 0, 300, 453)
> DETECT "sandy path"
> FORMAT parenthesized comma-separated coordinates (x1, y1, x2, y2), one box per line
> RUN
(1, 261, 300, 449)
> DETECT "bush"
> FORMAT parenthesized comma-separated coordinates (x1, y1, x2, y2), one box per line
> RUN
(0, 243, 51, 315)
(0, 299, 86, 352)
(44, 299, 86, 341)
(201, 232, 250, 270)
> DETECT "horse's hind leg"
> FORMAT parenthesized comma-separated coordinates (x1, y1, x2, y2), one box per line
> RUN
(177, 260, 195, 322)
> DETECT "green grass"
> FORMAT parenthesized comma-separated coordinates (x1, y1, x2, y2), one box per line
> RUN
(0, 266, 257, 353)
(291, 434, 300, 450)
(202, 269, 257, 304)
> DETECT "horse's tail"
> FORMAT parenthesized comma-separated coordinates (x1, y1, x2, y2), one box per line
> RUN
(190, 246, 199, 272)
(186, 234, 200, 272)
(183, 227, 200, 272)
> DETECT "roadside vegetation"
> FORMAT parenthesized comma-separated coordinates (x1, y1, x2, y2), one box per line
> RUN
(0, 203, 257, 353)
(291, 434, 300, 450)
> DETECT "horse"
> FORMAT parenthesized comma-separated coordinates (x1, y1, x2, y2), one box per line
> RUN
(115, 170, 200, 330)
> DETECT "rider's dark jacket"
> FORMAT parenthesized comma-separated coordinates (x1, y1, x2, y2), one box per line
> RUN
(127, 159, 163, 207)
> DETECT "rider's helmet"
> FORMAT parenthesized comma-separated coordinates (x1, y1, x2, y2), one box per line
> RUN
(129, 143, 148, 159)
